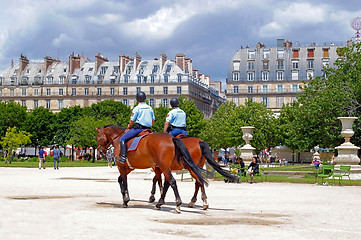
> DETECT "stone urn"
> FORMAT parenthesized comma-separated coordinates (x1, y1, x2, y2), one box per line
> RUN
(313, 145, 320, 161)
(335, 117, 360, 165)
(240, 126, 255, 162)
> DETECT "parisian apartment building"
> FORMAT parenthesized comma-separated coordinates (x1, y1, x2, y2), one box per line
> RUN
(0, 53, 225, 118)
(226, 38, 352, 113)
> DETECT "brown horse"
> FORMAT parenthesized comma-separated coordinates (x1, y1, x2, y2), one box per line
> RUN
(149, 136, 237, 210)
(96, 125, 207, 213)
(97, 125, 236, 210)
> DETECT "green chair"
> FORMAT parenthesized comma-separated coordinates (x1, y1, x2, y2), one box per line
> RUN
(181, 170, 194, 181)
(317, 165, 334, 185)
(333, 165, 351, 186)
(229, 165, 247, 183)
(254, 167, 265, 182)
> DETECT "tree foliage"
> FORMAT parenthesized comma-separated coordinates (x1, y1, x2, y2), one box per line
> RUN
(0, 101, 27, 141)
(0, 127, 31, 163)
(152, 104, 170, 132)
(52, 106, 84, 147)
(84, 100, 131, 127)
(23, 107, 55, 147)
(277, 42, 361, 151)
(200, 100, 277, 151)
(178, 96, 205, 138)
(67, 116, 112, 148)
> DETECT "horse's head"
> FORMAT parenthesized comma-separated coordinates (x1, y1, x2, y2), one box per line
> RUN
(96, 125, 127, 158)
(96, 127, 110, 158)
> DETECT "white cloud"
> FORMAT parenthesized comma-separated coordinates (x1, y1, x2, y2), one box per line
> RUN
(52, 33, 73, 48)
(259, 2, 326, 37)
(122, 0, 246, 40)
(87, 13, 123, 26)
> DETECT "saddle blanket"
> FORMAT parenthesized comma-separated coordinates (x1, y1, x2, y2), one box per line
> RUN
(128, 135, 147, 151)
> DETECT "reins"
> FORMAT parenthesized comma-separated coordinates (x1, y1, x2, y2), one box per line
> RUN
(101, 127, 124, 149)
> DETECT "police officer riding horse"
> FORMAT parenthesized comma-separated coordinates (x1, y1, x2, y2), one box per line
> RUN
(163, 97, 187, 137)
(117, 91, 155, 163)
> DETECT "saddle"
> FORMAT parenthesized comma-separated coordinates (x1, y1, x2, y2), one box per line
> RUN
(176, 134, 187, 139)
(127, 129, 152, 151)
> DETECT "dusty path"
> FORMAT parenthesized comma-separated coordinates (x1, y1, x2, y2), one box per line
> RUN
(0, 167, 360, 240)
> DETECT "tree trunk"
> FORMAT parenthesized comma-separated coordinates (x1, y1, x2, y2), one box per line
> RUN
(92, 147, 95, 163)
(71, 145, 74, 161)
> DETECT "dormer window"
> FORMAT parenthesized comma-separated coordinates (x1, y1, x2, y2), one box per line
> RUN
(47, 76, 53, 84)
(71, 76, 78, 84)
(59, 76, 65, 84)
(100, 66, 107, 75)
(34, 76, 41, 85)
(11, 77, 16, 85)
(165, 65, 172, 73)
(152, 65, 159, 74)
(126, 65, 132, 74)
(85, 75, 91, 84)
(21, 76, 29, 85)
(139, 65, 145, 74)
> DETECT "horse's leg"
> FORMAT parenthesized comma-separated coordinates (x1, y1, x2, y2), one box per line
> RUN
(155, 180, 170, 210)
(188, 182, 200, 208)
(118, 174, 130, 207)
(200, 184, 208, 210)
(159, 171, 182, 214)
(149, 168, 162, 203)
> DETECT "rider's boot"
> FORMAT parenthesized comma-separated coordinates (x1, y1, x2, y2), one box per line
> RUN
(115, 141, 127, 164)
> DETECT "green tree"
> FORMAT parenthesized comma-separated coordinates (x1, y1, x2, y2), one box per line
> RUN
(178, 96, 205, 138)
(277, 43, 361, 152)
(200, 101, 238, 149)
(52, 106, 84, 147)
(153, 104, 170, 132)
(233, 100, 277, 151)
(0, 127, 31, 163)
(85, 100, 131, 127)
(0, 101, 27, 140)
(23, 107, 55, 147)
(67, 116, 113, 161)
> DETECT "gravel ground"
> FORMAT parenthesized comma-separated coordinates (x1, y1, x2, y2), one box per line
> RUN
(0, 167, 360, 240)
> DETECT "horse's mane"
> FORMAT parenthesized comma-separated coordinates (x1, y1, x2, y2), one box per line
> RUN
(103, 124, 126, 130)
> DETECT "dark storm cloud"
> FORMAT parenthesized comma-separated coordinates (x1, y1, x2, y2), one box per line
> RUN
(1, 0, 360, 83)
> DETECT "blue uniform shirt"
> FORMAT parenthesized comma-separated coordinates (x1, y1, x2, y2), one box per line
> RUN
(130, 102, 155, 127)
(166, 107, 186, 127)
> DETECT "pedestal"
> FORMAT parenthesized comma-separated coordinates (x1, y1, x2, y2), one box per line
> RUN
(335, 117, 360, 165)
(240, 126, 255, 162)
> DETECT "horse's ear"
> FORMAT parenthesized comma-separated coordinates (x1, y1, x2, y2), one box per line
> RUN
(95, 127, 100, 132)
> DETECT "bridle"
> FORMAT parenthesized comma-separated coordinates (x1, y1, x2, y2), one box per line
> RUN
(97, 127, 125, 155)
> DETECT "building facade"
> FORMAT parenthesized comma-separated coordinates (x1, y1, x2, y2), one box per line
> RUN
(0, 53, 224, 118)
(226, 39, 349, 112)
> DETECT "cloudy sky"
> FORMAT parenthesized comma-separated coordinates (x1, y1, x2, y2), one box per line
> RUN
(0, 0, 360, 84)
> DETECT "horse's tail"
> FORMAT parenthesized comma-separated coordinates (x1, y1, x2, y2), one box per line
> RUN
(199, 141, 238, 182)
(172, 138, 208, 187)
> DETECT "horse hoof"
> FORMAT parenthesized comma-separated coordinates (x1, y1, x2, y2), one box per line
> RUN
(154, 206, 161, 210)
(203, 204, 209, 210)
(149, 196, 155, 203)
(122, 203, 128, 208)
(174, 207, 181, 214)
(187, 202, 195, 208)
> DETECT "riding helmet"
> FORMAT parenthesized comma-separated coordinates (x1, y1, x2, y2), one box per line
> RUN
(170, 97, 179, 108)
(136, 91, 146, 102)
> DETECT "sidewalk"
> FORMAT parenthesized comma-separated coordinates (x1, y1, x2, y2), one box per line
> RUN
(0, 167, 360, 240)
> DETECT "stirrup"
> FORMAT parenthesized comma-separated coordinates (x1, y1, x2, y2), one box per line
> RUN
(115, 156, 127, 164)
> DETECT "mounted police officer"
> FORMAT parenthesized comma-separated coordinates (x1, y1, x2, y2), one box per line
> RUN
(163, 97, 187, 137)
(117, 91, 155, 163)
